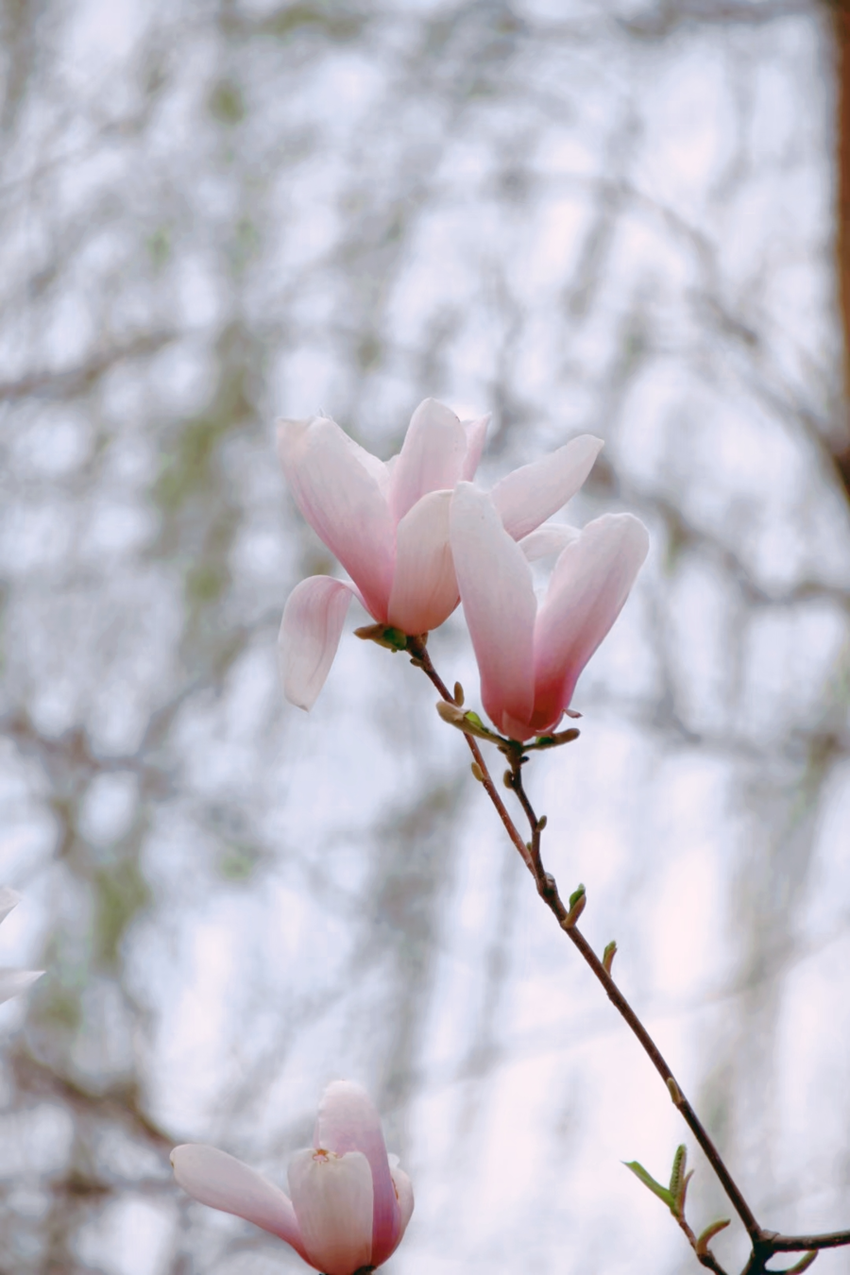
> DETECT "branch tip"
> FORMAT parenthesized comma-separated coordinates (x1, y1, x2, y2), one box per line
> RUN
(602, 940, 617, 974)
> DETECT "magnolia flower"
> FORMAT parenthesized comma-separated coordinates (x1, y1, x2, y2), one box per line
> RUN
(278, 398, 603, 709)
(450, 482, 649, 741)
(172, 1081, 413, 1275)
(0, 889, 43, 1005)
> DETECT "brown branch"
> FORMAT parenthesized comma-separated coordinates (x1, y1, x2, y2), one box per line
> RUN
(406, 636, 850, 1275)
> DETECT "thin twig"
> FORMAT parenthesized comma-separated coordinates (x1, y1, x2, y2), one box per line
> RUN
(409, 637, 850, 1274)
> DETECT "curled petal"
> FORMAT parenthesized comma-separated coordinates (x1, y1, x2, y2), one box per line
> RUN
(278, 577, 355, 710)
(289, 1148, 373, 1275)
(450, 484, 536, 737)
(460, 414, 490, 480)
(520, 524, 581, 563)
(277, 418, 394, 620)
(315, 1081, 399, 1267)
(171, 1144, 308, 1260)
(387, 490, 458, 634)
(532, 513, 649, 732)
(491, 434, 604, 541)
(388, 399, 470, 525)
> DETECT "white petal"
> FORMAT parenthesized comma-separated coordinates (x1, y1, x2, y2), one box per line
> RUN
(460, 414, 490, 480)
(387, 490, 458, 634)
(519, 524, 581, 562)
(391, 1164, 414, 1238)
(491, 434, 604, 541)
(0, 888, 21, 926)
(315, 1081, 399, 1266)
(171, 1144, 308, 1258)
(0, 968, 43, 1006)
(450, 484, 536, 737)
(289, 1148, 373, 1275)
(278, 577, 355, 710)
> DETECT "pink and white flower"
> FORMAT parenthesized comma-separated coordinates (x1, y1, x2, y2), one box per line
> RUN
(450, 482, 649, 741)
(171, 1081, 413, 1275)
(278, 398, 604, 709)
(0, 889, 43, 1006)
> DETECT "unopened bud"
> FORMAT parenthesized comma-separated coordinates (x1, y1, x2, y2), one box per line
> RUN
(354, 623, 408, 651)
(453, 682, 464, 706)
(666, 1077, 683, 1106)
(537, 814, 548, 830)
(602, 940, 617, 975)
(695, 1220, 730, 1258)
(435, 702, 498, 742)
(562, 884, 586, 928)
(470, 762, 485, 782)
(436, 700, 466, 727)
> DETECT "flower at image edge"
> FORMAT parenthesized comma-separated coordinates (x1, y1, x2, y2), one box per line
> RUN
(171, 1080, 413, 1275)
(0, 888, 43, 1006)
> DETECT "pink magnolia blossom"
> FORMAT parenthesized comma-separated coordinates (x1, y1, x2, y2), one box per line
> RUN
(278, 398, 604, 709)
(171, 1081, 413, 1275)
(0, 889, 43, 1006)
(450, 482, 649, 741)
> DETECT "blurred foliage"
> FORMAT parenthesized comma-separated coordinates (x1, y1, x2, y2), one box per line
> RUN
(0, 2, 847, 1274)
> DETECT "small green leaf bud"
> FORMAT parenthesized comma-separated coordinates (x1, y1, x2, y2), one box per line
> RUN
(695, 1219, 730, 1257)
(623, 1161, 675, 1210)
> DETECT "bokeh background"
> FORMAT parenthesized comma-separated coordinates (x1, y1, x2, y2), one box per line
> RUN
(1, 1, 849, 1272)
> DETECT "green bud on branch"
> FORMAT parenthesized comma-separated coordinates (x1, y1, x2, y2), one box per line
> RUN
(695, 1219, 730, 1257)
(624, 1160, 675, 1211)
(562, 884, 586, 928)
(354, 623, 409, 651)
(783, 1252, 818, 1275)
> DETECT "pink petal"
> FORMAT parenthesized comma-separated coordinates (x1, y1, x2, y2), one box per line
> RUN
(315, 1081, 399, 1267)
(171, 1144, 309, 1261)
(460, 413, 491, 480)
(519, 524, 581, 563)
(490, 434, 604, 541)
(388, 399, 470, 525)
(277, 417, 395, 621)
(531, 513, 649, 732)
(450, 483, 536, 738)
(279, 577, 355, 710)
(289, 1149, 373, 1275)
(387, 490, 458, 634)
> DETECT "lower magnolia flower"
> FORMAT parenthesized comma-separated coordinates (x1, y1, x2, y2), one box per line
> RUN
(450, 482, 649, 741)
(0, 889, 43, 1005)
(171, 1081, 413, 1275)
